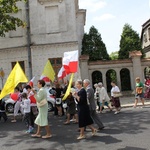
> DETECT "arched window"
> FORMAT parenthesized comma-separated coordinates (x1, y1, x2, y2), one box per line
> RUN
(120, 68, 131, 91)
(106, 69, 117, 92)
(92, 71, 102, 86)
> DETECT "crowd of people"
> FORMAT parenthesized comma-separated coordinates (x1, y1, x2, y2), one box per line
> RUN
(0, 76, 148, 140)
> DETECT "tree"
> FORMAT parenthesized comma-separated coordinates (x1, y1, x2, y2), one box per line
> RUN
(118, 24, 144, 59)
(0, 0, 25, 37)
(110, 51, 119, 60)
(81, 26, 110, 61)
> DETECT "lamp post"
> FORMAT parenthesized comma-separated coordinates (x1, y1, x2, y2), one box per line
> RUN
(0, 68, 5, 88)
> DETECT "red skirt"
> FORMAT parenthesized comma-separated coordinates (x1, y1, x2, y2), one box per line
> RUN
(111, 97, 121, 108)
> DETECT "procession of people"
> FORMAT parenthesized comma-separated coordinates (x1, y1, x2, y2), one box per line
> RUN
(0, 76, 111, 139)
(0, 50, 148, 140)
(0, 75, 148, 140)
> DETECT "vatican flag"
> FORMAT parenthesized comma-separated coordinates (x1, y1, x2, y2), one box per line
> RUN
(41, 60, 55, 82)
(0, 62, 28, 99)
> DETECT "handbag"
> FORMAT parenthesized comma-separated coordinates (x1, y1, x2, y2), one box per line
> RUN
(37, 99, 47, 107)
(55, 98, 62, 105)
(63, 103, 67, 109)
(136, 87, 143, 94)
(113, 93, 123, 98)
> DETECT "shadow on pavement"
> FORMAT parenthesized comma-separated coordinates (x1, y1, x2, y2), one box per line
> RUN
(118, 146, 148, 150)
(0, 108, 150, 150)
(101, 109, 150, 135)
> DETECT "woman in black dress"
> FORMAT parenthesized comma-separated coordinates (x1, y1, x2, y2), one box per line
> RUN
(73, 80, 97, 140)
(55, 83, 63, 116)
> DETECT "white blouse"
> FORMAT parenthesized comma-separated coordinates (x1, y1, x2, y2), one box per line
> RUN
(111, 86, 120, 97)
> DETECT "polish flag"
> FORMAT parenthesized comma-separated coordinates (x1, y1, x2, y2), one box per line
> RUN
(28, 91, 36, 104)
(28, 77, 35, 87)
(57, 66, 67, 79)
(63, 50, 78, 74)
(40, 75, 51, 83)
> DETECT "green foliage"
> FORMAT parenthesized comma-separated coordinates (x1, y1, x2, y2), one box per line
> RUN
(118, 24, 144, 59)
(81, 26, 110, 61)
(110, 51, 119, 60)
(0, 0, 25, 37)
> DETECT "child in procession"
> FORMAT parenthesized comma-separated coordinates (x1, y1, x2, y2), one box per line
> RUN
(20, 93, 31, 131)
(25, 85, 38, 133)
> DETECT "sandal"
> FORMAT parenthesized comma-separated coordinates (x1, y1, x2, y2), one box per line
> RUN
(31, 134, 41, 138)
(42, 135, 52, 139)
(11, 120, 16, 123)
(63, 122, 70, 125)
(92, 129, 97, 136)
(77, 135, 86, 140)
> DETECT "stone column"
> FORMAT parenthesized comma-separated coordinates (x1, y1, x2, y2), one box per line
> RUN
(116, 69, 121, 90)
(129, 51, 143, 86)
(102, 69, 107, 89)
(79, 55, 89, 80)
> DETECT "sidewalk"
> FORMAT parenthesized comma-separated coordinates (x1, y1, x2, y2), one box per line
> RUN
(120, 96, 150, 108)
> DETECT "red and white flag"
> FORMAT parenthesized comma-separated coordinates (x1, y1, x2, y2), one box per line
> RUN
(63, 50, 78, 74)
(57, 66, 67, 79)
(40, 75, 51, 83)
(28, 76, 35, 87)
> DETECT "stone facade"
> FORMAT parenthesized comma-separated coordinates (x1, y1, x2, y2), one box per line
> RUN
(141, 19, 150, 57)
(0, 0, 86, 88)
(80, 51, 150, 92)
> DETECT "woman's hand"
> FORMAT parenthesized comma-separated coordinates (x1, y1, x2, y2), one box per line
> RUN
(72, 92, 77, 97)
(73, 92, 80, 101)
(32, 88, 37, 94)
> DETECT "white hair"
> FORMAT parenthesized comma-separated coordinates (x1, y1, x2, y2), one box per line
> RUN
(83, 79, 91, 84)
(76, 79, 83, 85)
(98, 82, 103, 86)
(94, 83, 98, 87)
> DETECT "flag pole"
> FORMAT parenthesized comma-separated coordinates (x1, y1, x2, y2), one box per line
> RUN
(62, 73, 74, 101)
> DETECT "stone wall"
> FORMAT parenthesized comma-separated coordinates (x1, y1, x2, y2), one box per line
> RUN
(0, 0, 86, 89)
(80, 51, 149, 91)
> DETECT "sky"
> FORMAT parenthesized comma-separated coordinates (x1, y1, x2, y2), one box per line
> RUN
(79, 0, 150, 54)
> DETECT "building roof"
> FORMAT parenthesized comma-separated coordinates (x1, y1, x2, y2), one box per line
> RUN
(142, 19, 150, 28)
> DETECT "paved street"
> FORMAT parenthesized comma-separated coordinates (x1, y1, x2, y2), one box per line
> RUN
(0, 106, 150, 150)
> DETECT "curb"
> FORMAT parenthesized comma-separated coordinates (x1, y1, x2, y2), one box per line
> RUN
(121, 102, 150, 108)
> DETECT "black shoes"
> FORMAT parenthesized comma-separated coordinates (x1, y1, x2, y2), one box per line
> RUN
(98, 126, 105, 131)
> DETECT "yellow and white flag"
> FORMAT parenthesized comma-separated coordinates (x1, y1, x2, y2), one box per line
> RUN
(0, 62, 28, 99)
(62, 73, 74, 101)
(41, 60, 55, 82)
